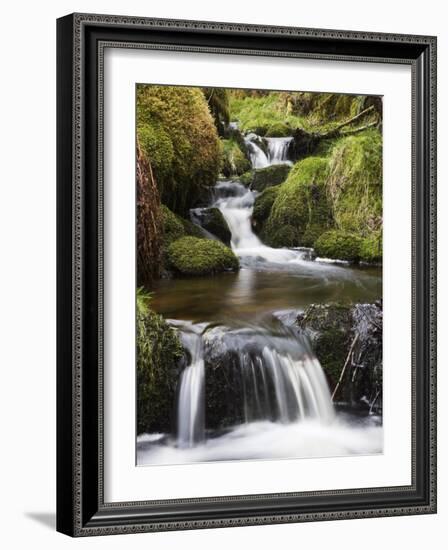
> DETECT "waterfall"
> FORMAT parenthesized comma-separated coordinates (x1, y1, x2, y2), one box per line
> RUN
(176, 323, 205, 448)
(212, 180, 307, 264)
(173, 322, 334, 448)
(244, 134, 269, 169)
(265, 137, 293, 165)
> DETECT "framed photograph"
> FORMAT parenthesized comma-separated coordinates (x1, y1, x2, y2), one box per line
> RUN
(57, 13, 437, 536)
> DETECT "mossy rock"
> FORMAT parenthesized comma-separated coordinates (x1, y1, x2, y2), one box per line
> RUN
(264, 122, 292, 137)
(252, 186, 280, 236)
(221, 138, 251, 177)
(179, 217, 207, 240)
(297, 302, 383, 411)
(240, 164, 291, 192)
(264, 157, 333, 247)
(328, 129, 382, 235)
(136, 291, 184, 434)
(359, 232, 382, 263)
(297, 303, 353, 387)
(190, 207, 232, 245)
(167, 236, 239, 276)
(161, 205, 185, 248)
(314, 230, 363, 262)
(137, 85, 221, 216)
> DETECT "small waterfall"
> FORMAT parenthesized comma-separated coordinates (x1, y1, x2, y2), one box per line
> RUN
(211, 180, 307, 264)
(176, 323, 205, 448)
(173, 322, 335, 448)
(265, 137, 293, 165)
(244, 134, 269, 169)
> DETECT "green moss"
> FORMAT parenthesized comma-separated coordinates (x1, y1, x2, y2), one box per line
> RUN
(179, 217, 207, 240)
(328, 129, 382, 236)
(137, 85, 221, 215)
(240, 164, 291, 192)
(359, 232, 382, 263)
(264, 122, 292, 137)
(252, 186, 280, 236)
(229, 93, 304, 135)
(237, 171, 254, 187)
(136, 289, 184, 434)
(314, 230, 363, 262)
(167, 236, 239, 276)
(221, 139, 251, 177)
(161, 205, 185, 248)
(264, 157, 333, 247)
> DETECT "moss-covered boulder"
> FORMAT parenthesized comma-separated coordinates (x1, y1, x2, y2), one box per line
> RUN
(314, 230, 363, 262)
(161, 204, 185, 248)
(137, 85, 221, 215)
(359, 231, 382, 263)
(263, 157, 333, 247)
(167, 236, 239, 276)
(136, 291, 184, 434)
(297, 302, 382, 412)
(221, 138, 251, 177)
(190, 207, 232, 245)
(252, 186, 280, 236)
(239, 164, 291, 192)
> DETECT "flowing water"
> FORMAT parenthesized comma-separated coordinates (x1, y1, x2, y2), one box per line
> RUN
(137, 133, 383, 466)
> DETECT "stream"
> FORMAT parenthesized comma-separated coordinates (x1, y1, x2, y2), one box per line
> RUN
(137, 135, 383, 466)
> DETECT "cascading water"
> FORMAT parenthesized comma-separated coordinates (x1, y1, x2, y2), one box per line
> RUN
(265, 137, 293, 165)
(172, 320, 335, 451)
(136, 127, 383, 466)
(210, 132, 310, 264)
(244, 134, 269, 168)
(175, 322, 206, 448)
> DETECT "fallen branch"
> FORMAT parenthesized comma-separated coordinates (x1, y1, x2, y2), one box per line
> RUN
(331, 333, 359, 401)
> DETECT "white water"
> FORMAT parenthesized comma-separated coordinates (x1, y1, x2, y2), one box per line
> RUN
(176, 323, 205, 448)
(213, 181, 307, 264)
(244, 134, 269, 168)
(265, 137, 294, 165)
(138, 416, 382, 465)
(213, 133, 311, 264)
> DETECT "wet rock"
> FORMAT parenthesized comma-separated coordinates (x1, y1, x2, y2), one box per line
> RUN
(238, 164, 292, 192)
(190, 207, 232, 245)
(296, 301, 382, 413)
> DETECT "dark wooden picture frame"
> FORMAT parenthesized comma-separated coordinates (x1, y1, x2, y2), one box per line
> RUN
(57, 13, 437, 537)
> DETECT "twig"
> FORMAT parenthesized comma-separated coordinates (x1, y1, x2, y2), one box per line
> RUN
(331, 333, 359, 401)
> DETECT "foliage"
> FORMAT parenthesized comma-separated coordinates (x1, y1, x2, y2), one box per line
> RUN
(137, 85, 221, 215)
(263, 157, 333, 247)
(167, 236, 239, 276)
(221, 139, 251, 177)
(327, 129, 382, 236)
(314, 230, 363, 262)
(136, 288, 184, 434)
(229, 92, 302, 136)
(359, 231, 382, 263)
(161, 204, 185, 248)
(229, 91, 381, 136)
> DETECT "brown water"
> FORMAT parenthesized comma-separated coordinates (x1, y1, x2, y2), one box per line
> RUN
(152, 261, 382, 323)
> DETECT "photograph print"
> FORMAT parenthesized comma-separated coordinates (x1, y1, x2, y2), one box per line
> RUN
(135, 84, 383, 466)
